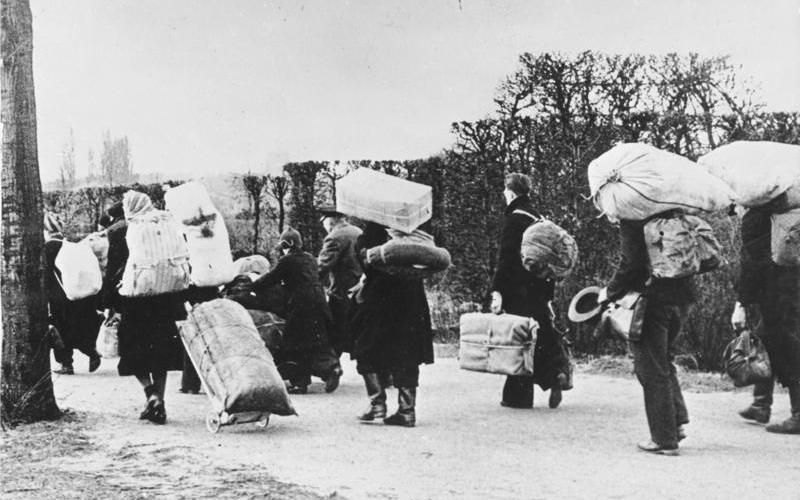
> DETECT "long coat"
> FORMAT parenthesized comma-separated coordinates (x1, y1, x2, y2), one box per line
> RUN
(104, 221, 186, 376)
(44, 237, 102, 360)
(348, 225, 434, 372)
(252, 250, 331, 353)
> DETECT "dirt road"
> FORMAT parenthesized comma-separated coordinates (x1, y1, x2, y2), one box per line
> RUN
(3, 354, 799, 499)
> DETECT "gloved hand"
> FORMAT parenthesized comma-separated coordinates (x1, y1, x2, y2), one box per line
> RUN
(490, 291, 503, 315)
(731, 301, 747, 331)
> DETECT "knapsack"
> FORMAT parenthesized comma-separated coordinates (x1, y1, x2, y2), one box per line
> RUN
(771, 209, 800, 267)
(54, 241, 103, 301)
(643, 213, 723, 279)
(118, 210, 191, 297)
(515, 210, 578, 279)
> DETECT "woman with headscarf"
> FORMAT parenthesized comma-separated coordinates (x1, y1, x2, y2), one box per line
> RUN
(349, 222, 434, 427)
(104, 191, 186, 424)
(44, 212, 103, 375)
(251, 228, 341, 394)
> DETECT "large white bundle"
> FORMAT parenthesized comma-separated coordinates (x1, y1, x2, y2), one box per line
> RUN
(336, 168, 432, 233)
(119, 210, 191, 297)
(698, 141, 800, 208)
(54, 241, 103, 300)
(164, 181, 218, 225)
(588, 143, 735, 221)
(179, 299, 296, 416)
(183, 214, 236, 287)
(80, 231, 109, 275)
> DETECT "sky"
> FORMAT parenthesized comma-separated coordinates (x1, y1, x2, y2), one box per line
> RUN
(31, 0, 800, 182)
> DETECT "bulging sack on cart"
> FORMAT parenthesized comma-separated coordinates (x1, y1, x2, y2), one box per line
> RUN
(520, 220, 578, 279)
(54, 241, 103, 301)
(771, 209, 800, 266)
(365, 229, 451, 277)
(336, 168, 433, 233)
(458, 313, 538, 376)
(119, 210, 191, 297)
(698, 141, 800, 208)
(588, 143, 735, 221)
(644, 213, 723, 278)
(180, 299, 296, 416)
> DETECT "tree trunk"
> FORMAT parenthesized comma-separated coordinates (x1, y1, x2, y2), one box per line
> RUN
(1, 0, 60, 423)
(252, 198, 261, 254)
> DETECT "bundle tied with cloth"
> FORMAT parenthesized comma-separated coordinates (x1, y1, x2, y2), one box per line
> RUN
(520, 220, 578, 279)
(336, 168, 451, 278)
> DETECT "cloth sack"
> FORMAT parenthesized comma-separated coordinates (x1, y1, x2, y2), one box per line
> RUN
(698, 141, 800, 208)
(365, 229, 451, 276)
(771, 209, 800, 266)
(179, 299, 296, 416)
(520, 220, 579, 279)
(80, 231, 109, 275)
(723, 329, 772, 387)
(247, 309, 285, 353)
(598, 292, 647, 342)
(119, 210, 191, 297)
(643, 214, 723, 279)
(96, 316, 119, 359)
(458, 313, 539, 376)
(234, 255, 271, 277)
(336, 168, 433, 233)
(182, 213, 236, 287)
(589, 143, 735, 221)
(164, 181, 219, 226)
(54, 241, 103, 301)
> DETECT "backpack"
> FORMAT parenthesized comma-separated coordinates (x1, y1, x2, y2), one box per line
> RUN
(514, 210, 578, 279)
(118, 210, 191, 297)
(643, 213, 723, 279)
(54, 241, 103, 301)
(771, 209, 800, 267)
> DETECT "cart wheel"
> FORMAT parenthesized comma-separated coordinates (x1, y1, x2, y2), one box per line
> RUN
(206, 412, 222, 434)
(255, 414, 270, 428)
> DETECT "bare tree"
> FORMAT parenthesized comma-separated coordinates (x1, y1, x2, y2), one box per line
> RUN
(86, 147, 96, 183)
(100, 131, 133, 186)
(240, 172, 269, 254)
(58, 128, 76, 190)
(266, 173, 289, 234)
(1, 0, 60, 423)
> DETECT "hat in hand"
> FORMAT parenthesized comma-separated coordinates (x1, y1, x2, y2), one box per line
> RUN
(568, 285, 603, 323)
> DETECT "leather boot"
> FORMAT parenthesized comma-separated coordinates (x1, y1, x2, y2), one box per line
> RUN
(766, 381, 800, 434)
(357, 373, 387, 422)
(739, 379, 773, 424)
(384, 387, 416, 427)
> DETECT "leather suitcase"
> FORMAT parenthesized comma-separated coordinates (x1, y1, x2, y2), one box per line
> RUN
(458, 313, 538, 376)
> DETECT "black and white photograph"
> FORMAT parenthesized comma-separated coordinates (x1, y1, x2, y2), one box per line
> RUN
(2, 0, 799, 498)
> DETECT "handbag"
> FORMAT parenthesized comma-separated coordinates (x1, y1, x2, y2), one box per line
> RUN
(723, 329, 772, 387)
(96, 315, 119, 359)
(599, 291, 647, 342)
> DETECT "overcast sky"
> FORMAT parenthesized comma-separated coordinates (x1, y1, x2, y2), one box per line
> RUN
(31, 0, 800, 182)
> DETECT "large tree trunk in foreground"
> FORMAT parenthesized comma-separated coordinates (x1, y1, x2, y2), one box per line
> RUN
(1, 0, 60, 423)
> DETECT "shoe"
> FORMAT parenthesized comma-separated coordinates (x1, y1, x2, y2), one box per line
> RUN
(765, 382, 800, 434)
(325, 367, 343, 394)
(179, 388, 200, 395)
(384, 387, 416, 427)
(147, 402, 167, 425)
(637, 440, 679, 456)
(357, 373, 387, 422)
(677, 425, 687, 442)
(53, 364, 74, 375)
(140, 385, 158, 420)
(739, 405, 770, 424)
(548, 386, 563, 409)
(500, 401, 532, 409)
(89, 354, 101, 373)
(287, 385, 308, 395)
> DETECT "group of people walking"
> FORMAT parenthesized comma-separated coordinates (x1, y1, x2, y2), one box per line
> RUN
(44, 171, 798, 451)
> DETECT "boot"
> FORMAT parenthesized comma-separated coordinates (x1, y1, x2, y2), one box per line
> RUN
(384, 387, 416, 427)
(357, 373, 387, 422)
(766, 381, 800, 434)
(739, 379, 773, 424)
(139, 385, 157, 420)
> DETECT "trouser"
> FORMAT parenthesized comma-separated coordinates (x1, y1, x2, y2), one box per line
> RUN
(356, 360, 420, 388)
(760, 301, 800, 387)
(52, 317, 102, 367)
(327, 294, 351, 356)
(629, 301, 690, 448)
(752, 378, 775, 408)
(278, 343, 341, 387)
(502, 323, 569, 407)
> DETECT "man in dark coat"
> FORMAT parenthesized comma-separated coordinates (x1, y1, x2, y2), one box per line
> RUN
(252, 228, 341, 394)
(44, 213, 102, 375)
(732, 194, 800, 434)
(605, 211, 696, 455)
(317, 206, 363, 355)
(490, 173, 568, 410)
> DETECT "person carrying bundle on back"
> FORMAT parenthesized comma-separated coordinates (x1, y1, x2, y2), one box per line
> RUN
(252, 228, 342, 394)
(731, 193, 800, 434)
(44, 212, 103, 375)
(490, 173, 571, 410)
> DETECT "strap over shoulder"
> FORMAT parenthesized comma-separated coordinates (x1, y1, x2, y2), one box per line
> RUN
(512, 209, 541, 222)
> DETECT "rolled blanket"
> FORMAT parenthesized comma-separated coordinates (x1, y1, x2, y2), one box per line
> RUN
(365, 229, 451, 273)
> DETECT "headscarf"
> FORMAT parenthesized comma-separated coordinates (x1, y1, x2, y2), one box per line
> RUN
(123, 190, 154, 220)
(43, 212, 64, 235)
(234, 255, 271, 277)
(279, 227, 303, 252)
